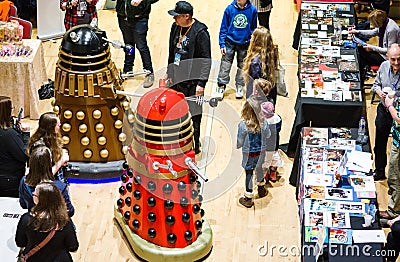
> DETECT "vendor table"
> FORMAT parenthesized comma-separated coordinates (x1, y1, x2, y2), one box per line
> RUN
(0, 39, 47, 119)
(286, 2, 364, 158)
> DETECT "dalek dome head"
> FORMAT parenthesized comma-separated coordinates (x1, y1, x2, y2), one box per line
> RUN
(61, 25, 108, 55)
(136, 88, 189, 121)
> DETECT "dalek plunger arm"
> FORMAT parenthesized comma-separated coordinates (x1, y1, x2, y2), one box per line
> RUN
(114, 88, 219, 108)
(185, 157, 208, 182)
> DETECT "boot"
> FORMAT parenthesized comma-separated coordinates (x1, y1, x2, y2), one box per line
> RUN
(257, 185, 268, 198)
(269, 166, 277, 182)
(239, 196, 253, 208)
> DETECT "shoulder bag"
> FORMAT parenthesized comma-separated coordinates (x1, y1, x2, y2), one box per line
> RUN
(18, 229, 56, 262)
(275, 64, 288, 97)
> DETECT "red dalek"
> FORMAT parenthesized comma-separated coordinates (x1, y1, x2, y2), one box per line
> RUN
(114, 83, 214, 261)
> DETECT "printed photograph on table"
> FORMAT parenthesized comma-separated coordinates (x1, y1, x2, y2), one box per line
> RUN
(304, 147, 325, 161)
(304, 185, 326, 199)
(304, 174, 333, 187)
(329, 228, 352, 245)
(305, 226, 329, 243)
(300, 73, 323, 83)
(326, 211, 351, 228)
(301, 55, 319, 64)
(305, 211, 326, 227)
(348, 175, 376, 192)
(325, 187, 353, 201)
(305, 161, 324, 175)
(339, 61, 358, 71)
(329, 138, 356, 150)
(303, 127, 329, 147)
(324, 161, 340, 174)
(324, 148, 345, 160)
(336, 201, 365, 213)
(304, 198, 337, 212)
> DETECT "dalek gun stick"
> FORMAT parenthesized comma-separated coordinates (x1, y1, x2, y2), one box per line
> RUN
(101, 37, 135, 55)
(114, 89, 219, 107)
(185, 157, 208, 182)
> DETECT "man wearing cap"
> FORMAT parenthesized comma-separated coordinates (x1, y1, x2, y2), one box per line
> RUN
(116, 0, 158, 88)
(166, 1, 212, 155)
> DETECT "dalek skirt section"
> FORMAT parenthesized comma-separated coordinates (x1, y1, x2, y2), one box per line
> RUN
(53, 25, 128, 162)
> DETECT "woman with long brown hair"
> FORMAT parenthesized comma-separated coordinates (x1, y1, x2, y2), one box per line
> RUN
(27, 112, 69, 177)
(16, 182, 78, 261)
(242, 26, 279, 104)
(19, 146, 75, 217)
(0, 96, 30, 197)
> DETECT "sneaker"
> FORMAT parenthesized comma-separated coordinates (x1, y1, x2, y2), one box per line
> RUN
(216, 84, 225, 101)
(143, 73, 154, 88)
(257, 185, 268, 198)
(236, 85, 244, 99)
(239, 196, 253, 208)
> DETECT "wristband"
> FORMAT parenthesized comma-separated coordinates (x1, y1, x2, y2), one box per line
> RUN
(387, 104, 393, 110)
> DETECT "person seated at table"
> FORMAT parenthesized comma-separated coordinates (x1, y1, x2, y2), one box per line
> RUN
(0, 96, 30, 198)
(15, 182, 78, 261)
(19, 146, 75, 217)
(383, 216, 400, 261)
(348, 9, 400, 82)
(368, 44, 400, 184)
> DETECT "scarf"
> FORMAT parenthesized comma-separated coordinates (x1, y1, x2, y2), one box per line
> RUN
(378, 18, 389, 48)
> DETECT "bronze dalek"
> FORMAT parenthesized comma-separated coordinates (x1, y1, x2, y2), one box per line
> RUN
(52, 25, 130, 177)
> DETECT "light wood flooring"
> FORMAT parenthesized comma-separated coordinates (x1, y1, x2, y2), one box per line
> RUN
(24, 0, 394, 261)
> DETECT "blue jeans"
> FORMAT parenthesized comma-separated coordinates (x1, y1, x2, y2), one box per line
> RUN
(118, 17, 153, 73)
(217, 40, 248, 88)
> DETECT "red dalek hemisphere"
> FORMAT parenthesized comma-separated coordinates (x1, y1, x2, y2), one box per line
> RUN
(114, 87, 212, 261)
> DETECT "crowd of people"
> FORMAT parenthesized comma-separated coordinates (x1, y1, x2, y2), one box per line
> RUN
(1, 0, 400, 260)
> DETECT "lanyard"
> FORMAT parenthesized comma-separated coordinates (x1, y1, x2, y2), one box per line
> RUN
(388, 69, 400, 89)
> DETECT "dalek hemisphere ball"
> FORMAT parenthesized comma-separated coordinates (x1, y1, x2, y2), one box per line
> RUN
(114, 86, 213, 261)
(52, 25, 131, 177)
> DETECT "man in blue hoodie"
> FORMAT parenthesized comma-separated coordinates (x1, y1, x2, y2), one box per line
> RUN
(216, 0, 258, 100)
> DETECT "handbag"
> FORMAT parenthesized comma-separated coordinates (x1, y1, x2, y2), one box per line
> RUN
(18, 229, 56, 262)
(38, 79, 54, 100)
(275, 64, 288, 97)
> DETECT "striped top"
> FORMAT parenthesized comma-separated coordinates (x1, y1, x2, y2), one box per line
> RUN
(393, 102, 400, 148)
(250, 0, 272, 12)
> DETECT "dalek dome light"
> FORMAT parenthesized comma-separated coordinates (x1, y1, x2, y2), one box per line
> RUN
(136, 88, 189, 121)
(61, 25, 108, 55)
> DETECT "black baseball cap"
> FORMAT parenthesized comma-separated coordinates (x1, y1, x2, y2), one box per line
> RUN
(168, 1, 193, 16)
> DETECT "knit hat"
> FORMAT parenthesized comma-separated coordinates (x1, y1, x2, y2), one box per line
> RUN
(261, 101, 275, 119)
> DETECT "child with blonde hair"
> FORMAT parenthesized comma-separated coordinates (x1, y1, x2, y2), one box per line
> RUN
(243, 26, 279, 103)
(237, 96, 271, 208)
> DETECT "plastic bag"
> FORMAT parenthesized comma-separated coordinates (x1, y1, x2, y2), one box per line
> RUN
(275, 65, 288, 97)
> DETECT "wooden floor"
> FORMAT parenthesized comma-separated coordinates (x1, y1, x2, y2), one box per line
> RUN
(25, 0, 394, 261)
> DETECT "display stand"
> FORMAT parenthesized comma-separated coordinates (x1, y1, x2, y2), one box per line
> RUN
(37, 0, 65, 40)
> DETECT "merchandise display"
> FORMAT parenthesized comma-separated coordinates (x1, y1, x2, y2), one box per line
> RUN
(0, 21, 32, 57)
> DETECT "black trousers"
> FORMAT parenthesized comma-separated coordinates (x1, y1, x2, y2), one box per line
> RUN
(385, 221, 400, 262)
(358, 48, 385, 79)
(257, 11, 271, 30)
(169, 82, 202, 150)
(374, 103, 392, 173)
